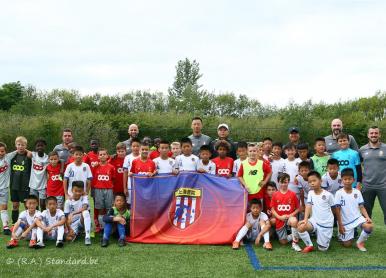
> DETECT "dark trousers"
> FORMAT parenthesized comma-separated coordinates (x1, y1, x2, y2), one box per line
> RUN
(362, 186, 386, 225)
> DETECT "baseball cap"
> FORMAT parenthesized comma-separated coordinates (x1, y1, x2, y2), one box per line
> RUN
(217, 124, 229, 130)
(288, 127, 299, 133)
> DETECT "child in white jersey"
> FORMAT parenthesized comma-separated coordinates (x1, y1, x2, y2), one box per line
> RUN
(175, 138, 198, 172)
(197, 145, 216, 175)
(322, 158, 342, 196)
(153, 140, 177, 174)
(283, 143, 301, 199)
(232, 141, 248, 176)
(270, 142, 285, 189)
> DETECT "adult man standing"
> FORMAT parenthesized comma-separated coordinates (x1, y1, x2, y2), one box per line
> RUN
(210, 124, 237, 160)
(188, 117, 212, 156)
(122, 124, 139, 154)
(325, 119, 358, 154)
(53, 128, 73, 164)
(359, 126, 386, 224)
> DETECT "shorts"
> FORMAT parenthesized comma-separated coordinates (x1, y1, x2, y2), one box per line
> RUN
(248, 187, 266, 201)
(308, 218, 333, 251)
(276, 223, 290, 241)
(245, 227, 260, 242)
(94, 189, 114, 209)
(0, 188, 9, 205)
(70, 218, 84, 235)
(11, 189, 29, 203)
(30, 188, 46, 200)
(339, 216, 366, 242)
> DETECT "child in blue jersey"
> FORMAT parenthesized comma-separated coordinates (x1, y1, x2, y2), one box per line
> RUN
(331, 133, 362, 189)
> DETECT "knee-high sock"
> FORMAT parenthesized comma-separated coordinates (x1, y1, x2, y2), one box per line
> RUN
(235, 225, 249, 242)
(37, 227, 44, 243)
(12, 210, 19, 224)
(1, 210, 9, 228)
(14, 226, 24, 239)
(357, 229, 371, 243)
(299, 231, 313, 246)
(261, 225, 270, 243)
(291, 227, 300, 242)
(98, 215, 105, 229)
(31, 228, 37, 240)
(82, 210, 91, 239)
(57, 225, 64, 241)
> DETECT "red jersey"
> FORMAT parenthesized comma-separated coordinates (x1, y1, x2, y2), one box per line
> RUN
(130, 158, 156, 174)
(109, 155, 125, 193)
(263, 195, 273, 218)
(46, 163, 65, 196)
(93, 163, 115, 189)
(212, 157, 234, 177)
(271, 190, 299, 230)
(84, 151, 100, 187)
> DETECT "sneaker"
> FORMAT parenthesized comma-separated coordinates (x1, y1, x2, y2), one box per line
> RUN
(56, 240, 64, 248)
(118, 239, 126, 247)
(232, 241, 240, 250)
(3, 228, 11, 235)
(356, 241, 367, 252)
(101, 238, 109, 247)
(292, 242, 302, 252)
(85, 237, 91, 246)
(301, 245, 314, 253)
(263, 242, 273, 251)
(35, 241, 45, 249)
(29, 239, 37, 248)
(6, 239, 18, 249)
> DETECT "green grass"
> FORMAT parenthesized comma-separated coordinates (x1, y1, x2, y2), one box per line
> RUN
(1, 202, 386, 278)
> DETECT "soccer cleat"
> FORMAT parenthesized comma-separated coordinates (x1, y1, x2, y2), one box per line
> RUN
(101, 238, 109, 247)
(118, 239, 126, 247)
(3, 228, 11, 235)
(56, 240, 64, 248)
(6, 239, 18, 249)
(292, 242, 302, 252)
(356, 241, 367, 252)
(35, 241, 45, 249)
(85, 237, 92, 246)
(301, 245, 314, 253)
(263, 242, 273, 251)
(29, 239, 37, 248)
(232, 241, 240, 250)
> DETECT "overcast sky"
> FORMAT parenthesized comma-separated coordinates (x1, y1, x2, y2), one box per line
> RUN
(1, 0, 386, 106)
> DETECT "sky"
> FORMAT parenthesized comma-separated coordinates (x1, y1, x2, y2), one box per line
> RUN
(1, 0, 386, 106)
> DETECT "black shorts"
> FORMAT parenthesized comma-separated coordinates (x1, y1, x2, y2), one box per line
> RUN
(10, 189, 29, 202)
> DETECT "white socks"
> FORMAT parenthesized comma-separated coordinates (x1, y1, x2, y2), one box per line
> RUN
(37, 225, 65, 243)
(37, 227, 44, 243)
(291, 227, 299, 242)
(57, 225, 64, 241)
(235, 225, 249, 242)
(299, 231, 313, 246)
(1, 210, 9, 228)
(357, 229, 371, 243)
(82, 210, 91, 239)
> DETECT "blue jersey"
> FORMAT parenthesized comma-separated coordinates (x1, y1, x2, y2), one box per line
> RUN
(332, 148, 360, 187)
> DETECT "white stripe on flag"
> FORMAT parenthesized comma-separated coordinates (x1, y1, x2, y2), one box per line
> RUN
(190, 197, 196, 224)
(180, 197, 189, 229)
(173, 196, 181, 226)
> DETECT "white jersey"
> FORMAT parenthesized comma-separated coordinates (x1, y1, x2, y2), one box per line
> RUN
(0, 151, 17, 190)
(270, 158, 285, 187)
(322, 172, 342, 196)
(19, 210, 41, 225)
(29, 152, 49, 190)
(64, 162, 92, 195)
(232, 158, 246, 175)
(153, 157, 175, 174)
(40, 209, 65, 226)
(197, 159, 216, 175)
(64, 196, 89, 222)
(283, 158, 301, 195)
(123, 153, 140, 170)
(246, 212, 268, 230)
(334, 188, 364, 226)
(175, 154, 198, 171)
(296, 175, 311, 199)
(307, 189, 335, 228)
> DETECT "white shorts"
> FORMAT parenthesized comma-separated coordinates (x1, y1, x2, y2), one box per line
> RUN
(0, 187, 9, 205)
(339, 216, 366, 242)
(70, 218, 84, 235)
(309, 217, 333, 251)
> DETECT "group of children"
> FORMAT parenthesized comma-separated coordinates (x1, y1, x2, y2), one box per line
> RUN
(0, 131, 373, 252)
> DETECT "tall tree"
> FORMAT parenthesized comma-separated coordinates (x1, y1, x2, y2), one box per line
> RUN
(0, 81, 24, 110)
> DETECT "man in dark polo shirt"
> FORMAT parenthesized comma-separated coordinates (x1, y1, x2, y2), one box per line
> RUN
(53, 128, 73, 164)
(188, 117, 212, 156)
(359, 126, 386, 224)
(325, 118, 359, 154)
(210, 124, 237, 160)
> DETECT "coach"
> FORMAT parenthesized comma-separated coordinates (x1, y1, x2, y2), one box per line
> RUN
(210, 123, 237, 160)
(325, 118, 359, 154)
(122, 123, 139, 154)
(53, 128, 73, 163)
(188, 117, 212, 156)
(359, 126, 386, 225)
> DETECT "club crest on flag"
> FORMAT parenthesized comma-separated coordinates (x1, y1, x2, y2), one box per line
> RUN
(169, 188, 202, 229)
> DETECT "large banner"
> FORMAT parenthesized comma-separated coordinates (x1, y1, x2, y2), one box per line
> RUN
(130, 172, 247, 245)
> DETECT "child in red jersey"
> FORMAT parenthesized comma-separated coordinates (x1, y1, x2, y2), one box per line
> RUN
(212, 140, 234, 178)
(263, 182, 277, 223)
(94, 148, 115, 231)
(46, 151, 65, 210)
(129, 143, 156, 176)
(109, 142, 126, 195)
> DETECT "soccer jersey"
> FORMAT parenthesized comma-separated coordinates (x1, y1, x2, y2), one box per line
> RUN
(29, 152, 49, 191)
(296, 175, 311, 199)
(130, 158, 156, 175)
(197, 159, 216, 175)
(122, 153, 140, 170)
(232, 158, 246, 175)
(238, 159, 271, 194)
(246, 212, 268, 230)
(10, 152, 32, 191)
(307, 189, 335, 228)
(212, 157, 234, 177)
(40, 209, 65, 226)
(153, 157, 176, 174)
(64, 162, 92, 195)
(175, 154, 198, 171)
(263, 195, 273, 218)
(334, 188, 364, 226)
(46, 163, 64, 196)
(271, 190, 299, 230)
(108, 156, 125, 193)
(321, 172, 342, 196)
(0, 151, 16, 190)
(84, 151, 99, 187)
(19, 210, 41, 225)
(332, 148, 360, 187)
(270, 158, 285, 187)
(64, 196, 89, 222)
(94, 163, 115, 189)
(283, 158, 301, 195)
(311, 154, 330, 176)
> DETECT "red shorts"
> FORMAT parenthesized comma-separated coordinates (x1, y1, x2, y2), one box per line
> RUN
(248, 187, 266, 201)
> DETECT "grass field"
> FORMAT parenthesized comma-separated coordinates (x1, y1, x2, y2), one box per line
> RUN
(1, 202, 386, 278)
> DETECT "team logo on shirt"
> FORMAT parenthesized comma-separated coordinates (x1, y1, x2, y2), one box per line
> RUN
(33, 163, 44, 171)
(0, 164, 8, 173)
(12, 165, 25, 171)
(83, 167, 87, 172)
(117, 168, 124, 174)
(169, 188, 202, 230)
(191, 158, 196, 162)
(322, 195, 326, 200)
(338, 160, 349, 166)
(91, 161, 99, 168)
(98, 175, 110, 181)
(354, 193, 358, 199)
(51, 174, 61, 181)
(218, 169, 230, 175)
(248, 169, 258, 176)
(277, 205, 291, 211)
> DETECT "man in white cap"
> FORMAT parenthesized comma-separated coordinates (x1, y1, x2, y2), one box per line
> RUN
(210, 123, 237, 160)
(325, 119, 358, 154)
(188, 117, 212, 156)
